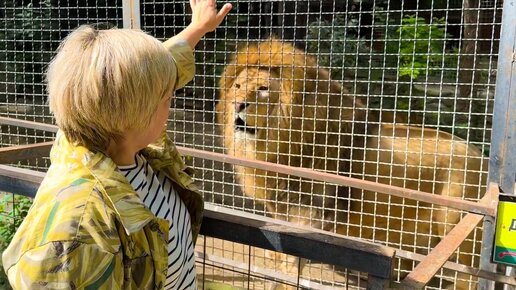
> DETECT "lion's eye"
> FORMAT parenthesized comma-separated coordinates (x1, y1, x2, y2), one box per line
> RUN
(257, 86, 268, 91)
(234, 83, 241, 89)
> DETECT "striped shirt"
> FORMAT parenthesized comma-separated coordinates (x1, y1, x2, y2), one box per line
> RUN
(119, 153, 197, 290)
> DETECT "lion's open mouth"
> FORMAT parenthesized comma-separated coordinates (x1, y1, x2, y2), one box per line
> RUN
(235, 116, 256, 134)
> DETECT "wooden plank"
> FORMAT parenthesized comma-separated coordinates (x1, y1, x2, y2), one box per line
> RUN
(400, 188, 496, 288)
(0, 142, 53, 164)
(0, 164, 45, 184)
(0, 165, 45, 198)
(179, 146, 496, 216)
(0, 175, 39, 198)
(201, 203, 395, 279)
(0, 116, 58, 133)
(395, 249, 516, 286)
(400, 213, 483, 289)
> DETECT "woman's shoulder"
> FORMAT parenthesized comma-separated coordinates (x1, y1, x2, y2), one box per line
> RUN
(30, 173, 119, 242)
(2, 174, 122, 275)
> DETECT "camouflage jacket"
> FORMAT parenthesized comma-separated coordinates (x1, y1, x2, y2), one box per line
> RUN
(2, 130, 203, 289)
(2, 38, 203, 289)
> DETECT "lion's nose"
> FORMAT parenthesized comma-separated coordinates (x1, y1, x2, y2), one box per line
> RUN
(235, 102, 249, 113)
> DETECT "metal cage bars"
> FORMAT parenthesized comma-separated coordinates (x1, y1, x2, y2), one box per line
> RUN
(478, 0, 516, 288)
(0, 117, 515, 288)
(0, 117, 497, 217)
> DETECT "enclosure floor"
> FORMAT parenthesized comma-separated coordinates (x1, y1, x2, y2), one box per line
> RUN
(195, 236, 366, 290)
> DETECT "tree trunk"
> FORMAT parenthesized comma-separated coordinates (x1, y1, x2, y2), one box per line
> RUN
(459, 0, 480, 99)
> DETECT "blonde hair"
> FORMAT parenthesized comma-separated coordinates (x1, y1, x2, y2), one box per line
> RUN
(47, 25, 176, 152)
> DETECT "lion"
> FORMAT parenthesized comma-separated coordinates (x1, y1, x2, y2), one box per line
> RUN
(216, 39, 487, 289)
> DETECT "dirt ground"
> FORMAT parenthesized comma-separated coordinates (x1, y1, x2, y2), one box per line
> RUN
(194, 237, 365, 290)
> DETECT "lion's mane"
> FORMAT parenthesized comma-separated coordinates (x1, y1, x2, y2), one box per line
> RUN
(216, 39, 370, 224)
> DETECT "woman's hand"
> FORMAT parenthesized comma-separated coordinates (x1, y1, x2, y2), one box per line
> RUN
(168, 0, 231, 48)
(190, 0, 232, 34)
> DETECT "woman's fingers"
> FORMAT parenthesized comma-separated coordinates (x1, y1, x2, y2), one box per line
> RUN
(216, 3, 232, 25)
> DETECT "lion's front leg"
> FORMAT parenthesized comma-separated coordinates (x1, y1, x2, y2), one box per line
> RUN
(264, 202, 314, 290)
(262, 186, 328, 290)
(248, 174, 335, 288)
(264, 251, 307, 290)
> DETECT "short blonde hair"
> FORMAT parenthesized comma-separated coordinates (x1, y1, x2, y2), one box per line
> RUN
(47, 25, 176, 152)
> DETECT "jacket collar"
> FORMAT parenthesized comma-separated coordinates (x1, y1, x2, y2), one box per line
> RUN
(50, 131, 157, 235)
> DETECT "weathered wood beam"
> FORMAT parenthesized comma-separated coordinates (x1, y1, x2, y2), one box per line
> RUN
(0, 142, 53, 164)
(400, 185, 498, 288)
(201, 203, 395, 279)
(0, 116, 497, 216)
(0, 116, 58, 133)
(179, 146, 496, 217)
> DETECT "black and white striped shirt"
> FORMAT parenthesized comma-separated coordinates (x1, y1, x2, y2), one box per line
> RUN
(119, 153, 197, 290)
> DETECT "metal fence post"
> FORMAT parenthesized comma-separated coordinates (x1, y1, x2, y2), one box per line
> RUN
(480, 0, 516, 288)
(122, 0, 141, 29)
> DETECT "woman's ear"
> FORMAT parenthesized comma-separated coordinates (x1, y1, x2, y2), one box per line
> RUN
(150, 128, 169, 149)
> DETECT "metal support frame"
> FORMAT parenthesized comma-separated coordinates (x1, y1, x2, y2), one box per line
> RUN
(122, 0, 140, 29)
(480, 0, 516, 288)
(489, 1, 516, 196)
(401, 185, 498, 288)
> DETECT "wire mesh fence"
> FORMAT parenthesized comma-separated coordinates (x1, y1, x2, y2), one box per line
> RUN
(0, 0, 507, 289)
(0, 0, 123, 170)
(142, 0, 498, 288)
(196, 236, 371, 290)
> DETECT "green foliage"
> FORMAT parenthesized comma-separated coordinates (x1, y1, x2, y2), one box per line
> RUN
(0, 195, 32, 248)
(306, 13, 457, 82)
(1, 0, 57, 44)
(0, 194, 33, 289)
(381, 14, 451, 80)
(0, 0, 59, 95)
(305, 15, 372, 81)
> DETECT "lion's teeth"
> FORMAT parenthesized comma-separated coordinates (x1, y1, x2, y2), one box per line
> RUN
(238, 111, 246, 122)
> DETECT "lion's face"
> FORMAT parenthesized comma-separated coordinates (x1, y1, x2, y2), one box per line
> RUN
(226, 69, 281, 134)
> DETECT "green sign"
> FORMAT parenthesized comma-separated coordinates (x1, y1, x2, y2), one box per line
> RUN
(493, 194, 516, 266)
